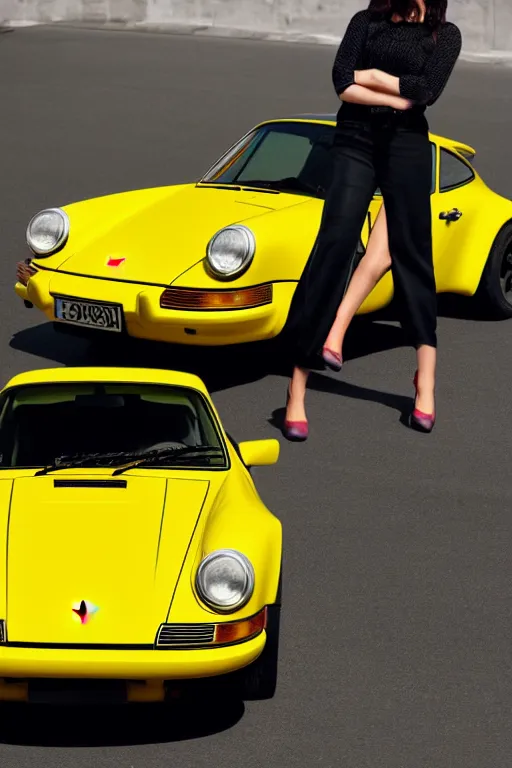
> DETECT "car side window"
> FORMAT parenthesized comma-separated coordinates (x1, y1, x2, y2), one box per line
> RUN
(440, 149, 474, 192)
(374, 142, 437, 197)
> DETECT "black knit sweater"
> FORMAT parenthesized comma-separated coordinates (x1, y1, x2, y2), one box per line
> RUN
(332, 10, 462, 115)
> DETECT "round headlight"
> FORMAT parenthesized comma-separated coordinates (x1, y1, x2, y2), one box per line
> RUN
(26, 208, 69, 256)
(196, 549, 255, 612)
(206, 225, 255, 278)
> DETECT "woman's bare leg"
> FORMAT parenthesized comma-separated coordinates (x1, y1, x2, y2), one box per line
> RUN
(285, 365, 309, 422)
(415, 344, 436, 414)
(286, 202, 436, 424)
(324, 203, 391, 357)
(286, 204, 391, 424)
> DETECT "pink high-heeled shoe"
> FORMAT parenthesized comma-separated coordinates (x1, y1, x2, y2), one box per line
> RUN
(283, 386, 308, 441)
(410, 371, 435, 433)
(322, 347, 343, 372)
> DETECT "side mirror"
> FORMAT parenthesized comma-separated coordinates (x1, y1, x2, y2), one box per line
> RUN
(238, 439, 280, 467)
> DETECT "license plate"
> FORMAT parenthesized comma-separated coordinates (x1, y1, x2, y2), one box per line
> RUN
(28, 679, 127, 704)
(54, 296, 122, 332)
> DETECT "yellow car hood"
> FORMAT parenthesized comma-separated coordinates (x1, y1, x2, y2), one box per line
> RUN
(4, 474, 210, 645)
(53, 186, 301, 286)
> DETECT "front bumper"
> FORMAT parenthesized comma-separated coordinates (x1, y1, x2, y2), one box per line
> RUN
(16, 268, 296, 346)
(0, 632, 266, 701)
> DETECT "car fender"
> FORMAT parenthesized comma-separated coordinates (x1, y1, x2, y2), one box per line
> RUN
(30, 184, 192, 271)
(168, 468, 282, 623)
(171, 197, 323, 289)
(441, 192, 512, 296)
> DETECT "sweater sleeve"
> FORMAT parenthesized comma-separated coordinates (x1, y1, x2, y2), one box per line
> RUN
(399, 23, 462, 106)
(332, 10, 371, 96)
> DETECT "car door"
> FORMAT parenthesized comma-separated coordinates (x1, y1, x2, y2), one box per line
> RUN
(430, 145, 478, 289)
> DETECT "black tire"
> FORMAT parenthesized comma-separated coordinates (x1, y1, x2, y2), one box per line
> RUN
(239, 573, 282, 701)
(477, 222, 512, 319)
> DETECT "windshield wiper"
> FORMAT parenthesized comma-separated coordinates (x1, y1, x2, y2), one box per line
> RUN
(34, 445, 225, 477)
(34, 450, 140, 476)
(236, 178, 325, 197)
(111, 446, 225, 475)
(197, 181, 279, 195)
(197, 182, 242, 191)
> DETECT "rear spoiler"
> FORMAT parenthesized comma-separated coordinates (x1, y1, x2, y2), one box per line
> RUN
(450, 142, 476, 160)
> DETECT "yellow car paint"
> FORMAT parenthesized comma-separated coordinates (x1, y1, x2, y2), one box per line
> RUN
(18, 266, 296, 345)
(0, 633, 266, 682)
(0, 367, 282, 700)
(6, 475, 208, 644)
(16, 117, 512, 346)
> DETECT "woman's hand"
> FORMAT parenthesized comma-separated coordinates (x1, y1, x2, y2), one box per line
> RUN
(389, 95, 414, 110)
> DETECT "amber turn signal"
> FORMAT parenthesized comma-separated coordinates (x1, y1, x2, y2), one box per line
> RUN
(16, 261, 37, 286)
(160, 284, 272, 311)
(214, 608, 267, 644)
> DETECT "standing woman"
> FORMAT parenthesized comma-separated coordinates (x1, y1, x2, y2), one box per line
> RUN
(284, 0, 461, 438)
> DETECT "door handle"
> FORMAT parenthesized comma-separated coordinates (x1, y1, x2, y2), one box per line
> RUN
(439, 208, 463, 222)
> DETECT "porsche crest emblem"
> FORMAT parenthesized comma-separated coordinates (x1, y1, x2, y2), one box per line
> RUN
(72, 600, 99, 624)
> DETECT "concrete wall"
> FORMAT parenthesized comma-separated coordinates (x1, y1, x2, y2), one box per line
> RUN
(3, 0, 512, 56)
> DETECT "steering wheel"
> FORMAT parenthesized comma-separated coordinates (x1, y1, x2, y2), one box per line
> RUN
(142, 441, 188, 453)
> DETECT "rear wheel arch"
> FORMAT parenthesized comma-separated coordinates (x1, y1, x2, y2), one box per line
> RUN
(477, 218, 512, 318)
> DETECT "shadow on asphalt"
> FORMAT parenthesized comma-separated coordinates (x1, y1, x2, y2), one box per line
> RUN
(10, 315, 407, 382)
(0, 699, 244, 747)
(436, 293, 501, 321)
(268, 371, 413, 435)
(9, 293, 502, 423)
(9, 317, 418, 430)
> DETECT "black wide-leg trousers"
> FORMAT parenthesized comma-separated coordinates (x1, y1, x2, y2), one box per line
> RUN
(286, 113, 437, 371)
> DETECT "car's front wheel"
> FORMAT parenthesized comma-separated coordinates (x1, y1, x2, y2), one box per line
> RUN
(478, 222, 512, 319)
(239, 603, 281, 701)
(239, 570, 282, 701)
(168, 598, 281, 705)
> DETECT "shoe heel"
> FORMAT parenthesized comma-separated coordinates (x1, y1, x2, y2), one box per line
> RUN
(411, 371, 435, 432)
(284, 385, 308, 441)
(322, 347, 343, 372)
(410, 410, 435, 433)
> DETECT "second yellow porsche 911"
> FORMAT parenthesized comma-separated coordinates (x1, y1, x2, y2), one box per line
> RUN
(0, 366, 282, 705)
(15, 115, 512, 348)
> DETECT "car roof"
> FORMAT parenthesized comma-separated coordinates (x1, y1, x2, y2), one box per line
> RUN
(288, 112, 338, 122)
(1, 367, 209, 395)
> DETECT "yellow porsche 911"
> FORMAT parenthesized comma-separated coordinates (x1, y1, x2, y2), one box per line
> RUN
(15, 115, 512, 348)
(0, 366, 282, 705)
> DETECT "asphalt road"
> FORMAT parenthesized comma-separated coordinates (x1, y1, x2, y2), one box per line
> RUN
(1, 24, 512, 768)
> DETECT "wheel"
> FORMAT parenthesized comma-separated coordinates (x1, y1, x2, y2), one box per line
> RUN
(172, 582, 281, 704)
(239, 574, 282, 701)
(239, 605, 280, 700)
(477, 222, 512, 319)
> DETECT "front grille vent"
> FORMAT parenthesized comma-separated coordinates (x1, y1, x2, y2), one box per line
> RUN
(0, 620, 6, 644)
(156, 623, 215, 648)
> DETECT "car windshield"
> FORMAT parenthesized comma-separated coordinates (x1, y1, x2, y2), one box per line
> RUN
(0, 382, 227, 470)
(199, 121, 337, 199)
